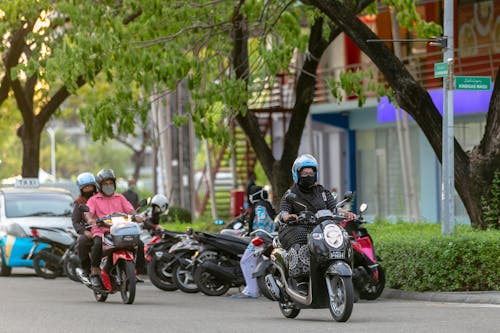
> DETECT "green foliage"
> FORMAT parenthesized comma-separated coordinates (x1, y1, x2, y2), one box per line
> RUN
(367, 222, 500, 291)
(162, 206, 193, 224)
(481, 170, 500, 229)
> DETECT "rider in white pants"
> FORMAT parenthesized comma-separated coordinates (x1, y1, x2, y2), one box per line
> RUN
(232, 186, 276, 299)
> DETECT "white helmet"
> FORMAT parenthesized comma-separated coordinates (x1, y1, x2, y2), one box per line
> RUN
(151, 194, 168, 213)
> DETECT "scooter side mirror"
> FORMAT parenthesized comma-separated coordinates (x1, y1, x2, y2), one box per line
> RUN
(343, 191, 354, 201)
(138, 198, 148, 208)
(359, 203, 368, 213)
(285, 192, 297, 203)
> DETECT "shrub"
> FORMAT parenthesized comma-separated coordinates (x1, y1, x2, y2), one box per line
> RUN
(161, 206, 192, 224)
(367, 222, 500, 292)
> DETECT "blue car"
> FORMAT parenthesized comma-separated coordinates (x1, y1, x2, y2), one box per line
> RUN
(0, 185, 74, 276)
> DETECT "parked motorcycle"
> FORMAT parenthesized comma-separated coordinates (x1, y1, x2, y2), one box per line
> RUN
(265, 192, 355, 322)
(339, 203, 385, 300)
(170, 228, 201, 293)
(250, 229, 278, 300)
(80, 212, 141, 304)
(146, 229, 185, 291)
(192, 231, 249, 296)
(30, 226, 77, 279)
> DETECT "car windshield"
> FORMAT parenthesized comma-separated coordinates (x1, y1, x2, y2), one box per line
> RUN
(5, 192, 73, 218)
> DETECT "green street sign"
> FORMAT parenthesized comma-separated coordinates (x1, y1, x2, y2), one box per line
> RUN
(455, 76, 491, 90)
(434, 62, 448, 78)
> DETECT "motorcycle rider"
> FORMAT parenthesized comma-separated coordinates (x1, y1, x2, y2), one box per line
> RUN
(231, 185, 276, 299)
(84, 169, 146, 289)
(279, 154, 355, 294)
(72, 172, 98, 284)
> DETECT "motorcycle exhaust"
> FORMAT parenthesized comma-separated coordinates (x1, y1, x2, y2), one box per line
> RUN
(264, 274, 282, 301)
(200, 261, 237, 282)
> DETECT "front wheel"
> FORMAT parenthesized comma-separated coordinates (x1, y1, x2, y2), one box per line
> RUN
(119, 260, 136, 304)
(33, 248, 63, 279)
(147, 254, 178, 291)
(193, 260, 231, 296)
(172, 258, 199, 293)
(327, 275, 354, 322)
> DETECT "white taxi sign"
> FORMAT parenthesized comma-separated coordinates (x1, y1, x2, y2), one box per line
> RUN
(15, 178, 40, 188)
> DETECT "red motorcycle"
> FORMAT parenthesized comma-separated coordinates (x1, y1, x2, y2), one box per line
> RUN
(339, 203, 385, 300)
(86, 213, 141, 304)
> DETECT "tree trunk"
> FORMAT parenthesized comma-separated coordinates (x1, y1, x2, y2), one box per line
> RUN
(18, 125, 41, 178)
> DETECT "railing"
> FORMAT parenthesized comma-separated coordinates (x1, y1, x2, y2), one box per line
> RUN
(314, 42, 499, 103)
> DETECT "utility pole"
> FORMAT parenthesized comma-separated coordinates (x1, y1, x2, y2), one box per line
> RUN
(441, 0, 455, 234)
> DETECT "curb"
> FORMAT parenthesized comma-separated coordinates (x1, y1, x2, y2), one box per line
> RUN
(381, 288, 500, 305)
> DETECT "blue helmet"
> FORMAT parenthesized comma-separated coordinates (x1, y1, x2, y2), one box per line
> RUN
(76, 172, 97, 190)
(291, 154, 318, 183)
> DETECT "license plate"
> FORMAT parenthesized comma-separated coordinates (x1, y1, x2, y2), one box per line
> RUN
(329, 251, 344, 259)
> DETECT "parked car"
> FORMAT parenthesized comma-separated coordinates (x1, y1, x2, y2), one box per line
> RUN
(0, 183, 74, 276)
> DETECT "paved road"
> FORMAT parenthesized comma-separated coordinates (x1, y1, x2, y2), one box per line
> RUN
(0, 271, 498, 333)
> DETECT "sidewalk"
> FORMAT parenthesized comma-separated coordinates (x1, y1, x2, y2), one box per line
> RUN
(382, 288, 500, 305)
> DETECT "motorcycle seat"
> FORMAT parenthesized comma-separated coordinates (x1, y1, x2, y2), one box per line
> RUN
(211, 233, 250, 245)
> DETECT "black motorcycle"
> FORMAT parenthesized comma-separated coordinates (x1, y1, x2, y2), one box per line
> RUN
(30, 226, 77, 279)
(170, 228, 201, 293)
(146, 229, 185, 291)
(265, 192, 355, 322)
(192, 231, 249, 296)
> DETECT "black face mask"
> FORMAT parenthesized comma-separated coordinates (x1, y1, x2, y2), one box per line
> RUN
(298, 175, 315, 190)
(81, 191, 94, 199)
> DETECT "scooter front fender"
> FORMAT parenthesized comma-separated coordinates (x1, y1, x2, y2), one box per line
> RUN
(326, 261, 352, 277)
(112, 250, 135, 265)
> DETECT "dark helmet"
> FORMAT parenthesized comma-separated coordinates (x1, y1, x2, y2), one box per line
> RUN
(248, 185, 268, 204)
(76, 172, 97, 190)
(95, 169, 116, 188)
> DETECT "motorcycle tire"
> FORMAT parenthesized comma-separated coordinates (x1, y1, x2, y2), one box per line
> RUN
(33, 248, 63, 279)
(147, 254, 178, 291)
(172, 260, 199, 293)
(279, 302, 300, 318)
(63, 255, 80, 283)
(119, 260, 136, 304)
(328, 275, 354, 322)
(193, 260, 231, 296)
(0, 247, 12, 276)
(359, 265, 386, 300)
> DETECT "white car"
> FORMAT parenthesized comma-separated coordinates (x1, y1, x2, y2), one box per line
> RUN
(0, 185, 74, 276)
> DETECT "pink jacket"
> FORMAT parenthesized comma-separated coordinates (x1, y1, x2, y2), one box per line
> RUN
(86, 192, 134, 237)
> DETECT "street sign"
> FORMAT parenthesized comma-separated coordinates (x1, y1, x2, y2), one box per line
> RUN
(455, 76, 491, 90)
(434, 62, 448, 78)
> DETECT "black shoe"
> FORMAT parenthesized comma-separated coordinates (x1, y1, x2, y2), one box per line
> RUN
(90, 274, 102, 288)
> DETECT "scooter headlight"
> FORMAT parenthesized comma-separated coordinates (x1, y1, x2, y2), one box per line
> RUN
(323, 224, 344, 249)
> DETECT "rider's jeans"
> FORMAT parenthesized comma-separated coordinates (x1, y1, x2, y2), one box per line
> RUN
(240, 247, 259, 297)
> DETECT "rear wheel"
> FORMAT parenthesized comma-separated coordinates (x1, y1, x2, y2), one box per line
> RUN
(328, 275, 354, 322)
(359, 266, 385, 300)
(119, 260, 136, 304)
(0, 247, 12, 277)
(257, 265, 276, 301)
(147, 254, 178, 291)
(172, 258, 199, 293)
(193, 260, 231, 296)
(33, 248, 62, 279)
